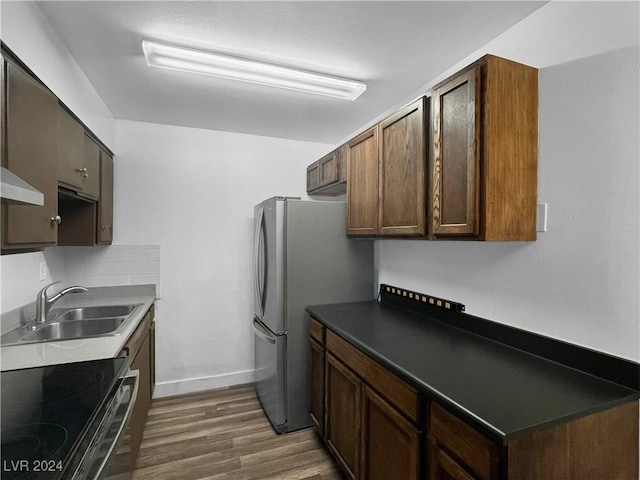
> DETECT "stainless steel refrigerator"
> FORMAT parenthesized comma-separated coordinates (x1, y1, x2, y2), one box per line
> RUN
(252, 197, 373, 433)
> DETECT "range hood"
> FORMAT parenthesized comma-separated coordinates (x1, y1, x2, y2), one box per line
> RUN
(0, 167, 44, 206)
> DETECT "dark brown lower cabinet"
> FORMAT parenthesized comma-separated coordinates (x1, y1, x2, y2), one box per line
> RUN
(361, 385, 419, 480)
(310, 317, 638, 480)
(309, 337, 325, 435)
(326, 353, 361, 479)
(120, 306, 155, 467)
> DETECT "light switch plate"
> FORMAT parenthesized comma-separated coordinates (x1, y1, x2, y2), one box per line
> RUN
(536, 202, 548, 232)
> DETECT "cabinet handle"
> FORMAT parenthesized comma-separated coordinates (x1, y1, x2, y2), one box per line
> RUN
(77, 167, 89, 179)
(51, 215, 62, 225)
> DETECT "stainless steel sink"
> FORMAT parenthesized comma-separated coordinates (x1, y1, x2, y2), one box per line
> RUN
(49, 304, 140, 321)
(21, 317, 128, 342)
(0, 303, 142, 346)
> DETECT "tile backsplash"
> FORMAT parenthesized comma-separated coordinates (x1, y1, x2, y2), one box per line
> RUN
(64, 245, 161, 295)
(0, 244, 161, 317)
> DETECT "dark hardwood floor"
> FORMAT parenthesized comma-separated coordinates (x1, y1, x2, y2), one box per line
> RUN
(132, 385, 345, 480)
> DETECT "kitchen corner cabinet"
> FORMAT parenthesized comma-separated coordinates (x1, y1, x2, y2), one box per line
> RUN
(120, 305, 156, 466)
(307, 145, 347, 196)
(2, 59, 59, 250)
(97, 148, 114, 244)
(432, 55, 538, 240)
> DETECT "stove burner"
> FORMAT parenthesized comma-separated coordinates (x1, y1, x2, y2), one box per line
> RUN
(1, 423, 68, 480)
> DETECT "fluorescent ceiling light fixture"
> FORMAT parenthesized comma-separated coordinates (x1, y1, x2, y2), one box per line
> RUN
(142, 40, 366, 101)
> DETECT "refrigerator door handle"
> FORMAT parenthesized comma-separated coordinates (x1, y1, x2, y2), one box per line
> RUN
(254, 206, 265, 318)
(253, 318, 276, 345)
(257, 207, 267, 318)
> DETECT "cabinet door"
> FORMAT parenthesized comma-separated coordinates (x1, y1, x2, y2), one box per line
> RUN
(347, 126, 378, 235)
(326, 353, 361, 479)
(432, 67, 481, 236)
(361, 385, 420, 480)
(309, 338, 325, 436)
(307, 161, 320, 193)
(319, 150, 339, 188)
(3, 61, 58, 247)
(378, 97, 427, 236)
(81, 134, 100, 199)
(57, 105, 85, 190)
(98, 149, 113, 244)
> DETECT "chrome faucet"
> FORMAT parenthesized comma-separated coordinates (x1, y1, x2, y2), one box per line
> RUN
(35, 282, 88, 325)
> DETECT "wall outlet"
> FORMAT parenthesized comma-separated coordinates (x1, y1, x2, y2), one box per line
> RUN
(39, 261, 47, 281)
(536, 203, 548, 232)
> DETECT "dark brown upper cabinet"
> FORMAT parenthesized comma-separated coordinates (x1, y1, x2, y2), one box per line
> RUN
(2, 59, 59, 250)
(431, 55, 538, 241)
(378, 97, 427, 236)
(307, 145, 347, 196)
(57, 105, 99, 200)
(98, 149, 114, 244)
(346, 126, 379, 235)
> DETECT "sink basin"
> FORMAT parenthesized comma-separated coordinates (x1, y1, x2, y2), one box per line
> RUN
(21, 317, 128, 342)
(50, 304, 140, 321)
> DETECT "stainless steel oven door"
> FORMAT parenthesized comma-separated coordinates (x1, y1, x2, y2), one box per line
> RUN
(71, 369, 139, 480)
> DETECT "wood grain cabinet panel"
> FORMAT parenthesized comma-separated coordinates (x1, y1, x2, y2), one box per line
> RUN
(431, 55, 538, 240)
(307, 161, 320, 192)
(347, 127, 379, 235)
(361, 385, 420, 480)
(432, 68, 480, 236)
(378, 97, 427, 236)
(3, 60, 58, 249)
(325, 353, 361, 479)
(430, 402, 499, 480)
(309, 338, 325, 435)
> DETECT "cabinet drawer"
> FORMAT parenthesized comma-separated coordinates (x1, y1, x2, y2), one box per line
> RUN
(430, 402, 499, 480)
(309, 316, 325, 344)
(326, 330, 418, 422)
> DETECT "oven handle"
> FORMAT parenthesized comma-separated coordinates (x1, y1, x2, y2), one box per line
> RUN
(92, 369, 139, 479)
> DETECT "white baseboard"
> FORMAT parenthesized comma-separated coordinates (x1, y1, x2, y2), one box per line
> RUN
(153, 369, 255, 398)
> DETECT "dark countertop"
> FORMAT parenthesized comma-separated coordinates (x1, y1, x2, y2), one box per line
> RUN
(306, 301, 640, 445)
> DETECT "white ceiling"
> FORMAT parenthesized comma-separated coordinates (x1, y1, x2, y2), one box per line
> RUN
(36, 1, 546, 144)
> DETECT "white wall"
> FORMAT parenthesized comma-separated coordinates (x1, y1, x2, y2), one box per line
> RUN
(114, 119, 331, 396)
(376, 2, 640, 361)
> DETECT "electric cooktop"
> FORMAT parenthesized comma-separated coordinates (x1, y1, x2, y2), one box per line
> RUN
(1, 357, 128, 480)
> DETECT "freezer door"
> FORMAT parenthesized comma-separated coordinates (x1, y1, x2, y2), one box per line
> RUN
(253, 198, 285, 333)
(253, 317, 287, 432)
